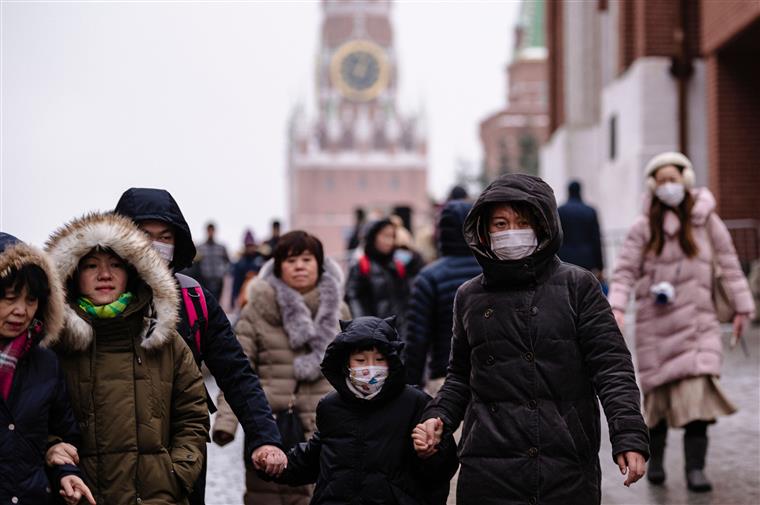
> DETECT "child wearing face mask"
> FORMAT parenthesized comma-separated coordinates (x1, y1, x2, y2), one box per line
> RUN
(260, 316, 458, 505)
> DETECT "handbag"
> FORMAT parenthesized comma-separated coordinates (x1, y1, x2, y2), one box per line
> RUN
(707, 215, 737, 323)
(274, 383, 306, 451)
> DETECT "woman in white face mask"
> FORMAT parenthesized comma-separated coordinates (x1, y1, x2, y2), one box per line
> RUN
(413, 174, 650, 505)
(609, 152, 755, 492)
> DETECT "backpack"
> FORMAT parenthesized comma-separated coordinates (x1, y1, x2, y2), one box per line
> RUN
(176, 273, 208, 362)
(358, 254, 406, 279)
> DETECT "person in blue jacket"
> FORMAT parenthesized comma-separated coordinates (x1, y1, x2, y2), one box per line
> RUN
(113, 188, 285, 505)
(557, 181, 605, 278)
(404, 201, 481, 394)
(0, 233, 94, 505)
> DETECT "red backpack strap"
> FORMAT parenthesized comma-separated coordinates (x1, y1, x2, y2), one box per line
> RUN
(394, 259, 406, 279)
(175, 273, 207, 359)
(359, 255, 371, 276)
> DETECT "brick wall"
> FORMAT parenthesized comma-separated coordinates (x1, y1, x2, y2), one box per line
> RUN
(702, 0, 760, 53)
(707, 50, 760, 222)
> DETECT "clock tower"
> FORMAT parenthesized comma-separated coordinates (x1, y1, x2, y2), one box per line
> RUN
(288, 0, 428, 259)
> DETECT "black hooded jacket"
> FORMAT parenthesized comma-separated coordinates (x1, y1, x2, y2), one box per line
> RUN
(0, 233, 82, 504)
(345, 219, 410, 330)
(423, 175, 649, 505)
(404, 201, 481, 385)
(114, 189, 281, 459)
(274, 317, 458, 505)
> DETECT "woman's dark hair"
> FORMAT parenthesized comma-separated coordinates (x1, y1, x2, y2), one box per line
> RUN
(67, 247, 139, 299)
(0, 264, 50, 321)
(273, 231, 325, 278)
(646, 167, 698, 258)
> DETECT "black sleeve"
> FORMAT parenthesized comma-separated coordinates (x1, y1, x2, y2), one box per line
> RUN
(404, 272, 436, 385)
(47, 356, 84, 484)
(201, 287, 282, 459)
(575, 271, 649, 461)
(591, 209, 604, 271)
(422, 289, 471, 433)
(271, 401, 324, 487)
(345, 264, 370, 318)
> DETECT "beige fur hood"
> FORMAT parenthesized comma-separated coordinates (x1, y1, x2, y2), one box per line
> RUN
(0, 235, 65, 346)
(45, 212, 179, 351)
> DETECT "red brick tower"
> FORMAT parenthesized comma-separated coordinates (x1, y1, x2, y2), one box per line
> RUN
(288, 0, 428, 258)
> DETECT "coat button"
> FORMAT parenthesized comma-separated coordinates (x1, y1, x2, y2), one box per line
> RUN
(528, 400, 538, 410)
(530, 306, 539, 316)
(8, 423, 15, 431)
(489, 403, 499, 413)
(529, 497, 537, 505)
(485, 355, 495, 366)
(484, 308, 494, 319)
(523, 352, 535, 363)
(528, 447, 538, 457)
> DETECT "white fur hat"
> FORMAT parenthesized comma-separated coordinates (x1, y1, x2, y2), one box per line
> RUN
(644, 151, 695, 190)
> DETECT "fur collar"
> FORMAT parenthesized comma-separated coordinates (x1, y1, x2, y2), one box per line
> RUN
(45, 212, 179, 352)
(0, 242, 65, 347)
(255, 258, 344, 381)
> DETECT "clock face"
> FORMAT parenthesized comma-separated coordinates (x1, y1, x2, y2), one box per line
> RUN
(330, 40, 389, 102)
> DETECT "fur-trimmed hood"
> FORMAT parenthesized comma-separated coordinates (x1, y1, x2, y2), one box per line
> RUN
(45, 212, 179, 351)
(0, 233, 65, 347)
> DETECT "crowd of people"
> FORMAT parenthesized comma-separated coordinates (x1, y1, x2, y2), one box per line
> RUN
(1, 150, 755, 505)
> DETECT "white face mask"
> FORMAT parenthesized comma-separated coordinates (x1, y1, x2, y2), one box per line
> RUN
(346, 365, 388, 399)
(151, 241, 174, 263)
(655, 182, 685, 208)
(489, 229, 538, 261)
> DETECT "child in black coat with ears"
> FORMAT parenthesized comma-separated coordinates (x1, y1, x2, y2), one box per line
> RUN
(259, 316, 458, 505)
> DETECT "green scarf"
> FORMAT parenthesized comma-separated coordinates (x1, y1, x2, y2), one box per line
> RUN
(78, 292, 134, 319)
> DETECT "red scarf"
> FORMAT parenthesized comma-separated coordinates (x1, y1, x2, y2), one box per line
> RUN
(0, 328, 35, 401)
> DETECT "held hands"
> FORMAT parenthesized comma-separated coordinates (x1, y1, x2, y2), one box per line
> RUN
(615, 451, 646, 487)
(60, 475, 96, 505)
(46, 442, 79, 466)
(412, 417, 443, 459)
(252, 444, 287, 477)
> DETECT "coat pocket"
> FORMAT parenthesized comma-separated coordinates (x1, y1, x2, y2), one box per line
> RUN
(563, 407, 592, 463)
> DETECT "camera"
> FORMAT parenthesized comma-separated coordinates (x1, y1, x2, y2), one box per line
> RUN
(650, 282, 675, 305)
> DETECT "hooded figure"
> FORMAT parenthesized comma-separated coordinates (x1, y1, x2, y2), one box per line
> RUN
(45, 212, 209, 505)
(115, 188, 282, 505)
(272, 316, 458, 505)
(345, 218, 410, 329)
(0, 233, 89, 504)
(420, 174, 649, 505)
(403, 201, 481, 391)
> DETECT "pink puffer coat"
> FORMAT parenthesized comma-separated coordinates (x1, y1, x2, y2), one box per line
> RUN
(609, 188, 755, 394)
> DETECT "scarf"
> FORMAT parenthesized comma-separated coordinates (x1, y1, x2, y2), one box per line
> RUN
(77, 292, 134, 319)
(0, 322, 40, 401)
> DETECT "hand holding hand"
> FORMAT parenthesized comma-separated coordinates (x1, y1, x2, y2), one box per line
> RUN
(60, 475, 96, 505)
(47, 442, 79, 466)
(252, 445, 287, 477)
(615, 451, 646, 487)
(412, 417, 443, 459)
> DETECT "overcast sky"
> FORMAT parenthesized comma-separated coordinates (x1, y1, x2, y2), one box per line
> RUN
(1, 0, 519, 253)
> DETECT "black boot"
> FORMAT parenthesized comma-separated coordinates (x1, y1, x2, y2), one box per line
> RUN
(684, 433, 712, 492)
(647, 422, 667, 485)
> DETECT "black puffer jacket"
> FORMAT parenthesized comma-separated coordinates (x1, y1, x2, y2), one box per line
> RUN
(0, 234, 82, 504)
(404, 201, 481, 385)
(345, 219, 410, 329)
(115, 188, 281, 504)
(275, 317, 458, 505)
(423, 175, 649, 505)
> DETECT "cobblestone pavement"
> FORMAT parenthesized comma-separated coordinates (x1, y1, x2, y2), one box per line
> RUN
(204, 324, 760, 505)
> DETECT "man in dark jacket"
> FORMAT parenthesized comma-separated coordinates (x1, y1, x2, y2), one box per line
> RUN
(415, 174, 649, 505)
(557, 180, 604, 276)
(268, 316, 458, 505)
(114, 188, 284, 505)
(404, 201, 481, 392)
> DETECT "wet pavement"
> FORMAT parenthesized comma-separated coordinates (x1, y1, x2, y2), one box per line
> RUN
(203, 323, 760, 505)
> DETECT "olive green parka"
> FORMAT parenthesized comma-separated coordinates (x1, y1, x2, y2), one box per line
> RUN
(46, 212, 209, 505)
